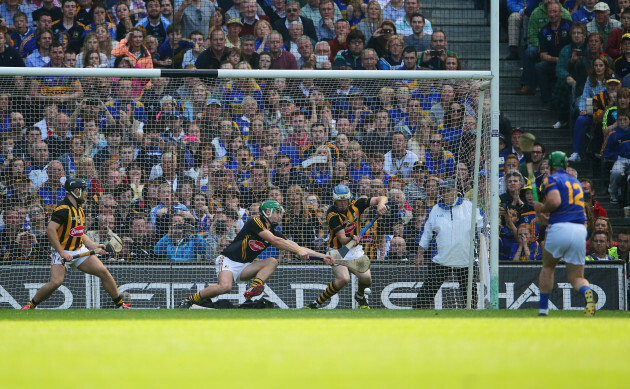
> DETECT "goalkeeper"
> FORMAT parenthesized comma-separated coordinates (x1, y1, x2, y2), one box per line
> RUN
(22, 179, 130, 309)
(179, 200, 331, 309)
(306, 184, 388, 309)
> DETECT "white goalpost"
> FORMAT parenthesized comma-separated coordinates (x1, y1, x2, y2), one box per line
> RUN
(0, 67, 497, 310)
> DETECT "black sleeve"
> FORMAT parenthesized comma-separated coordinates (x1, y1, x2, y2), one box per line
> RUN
(50, 207, 69, 225)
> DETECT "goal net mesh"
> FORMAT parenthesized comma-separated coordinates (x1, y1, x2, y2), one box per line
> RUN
(0, 71, 490, 309)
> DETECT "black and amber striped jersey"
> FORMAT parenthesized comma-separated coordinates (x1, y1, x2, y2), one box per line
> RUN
(50, 198, 85, 251)
(326, 198, 370, 249)
(221, 216, 285, 263)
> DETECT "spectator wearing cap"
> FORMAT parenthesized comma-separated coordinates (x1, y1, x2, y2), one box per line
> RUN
(267, 30, 298, 70)
(535, 2, 572, 105)
(587, 2, 621, 47)
(225, 17, 243, 48)
(415, 177, 484, 309)
(569, 62, 619, 162)
(606, 8, 630, 59)
(614, 33, 630, 78)
(333, 29, 365, 70)
(173, 0, 214, 40)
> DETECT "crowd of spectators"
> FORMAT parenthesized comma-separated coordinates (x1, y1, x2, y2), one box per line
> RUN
(501, 0, 630, 264)
(0, 0, 626, 267)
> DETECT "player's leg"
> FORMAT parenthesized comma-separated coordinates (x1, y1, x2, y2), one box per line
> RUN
(415, 261, 450, 309)
(78, 255, 128, 308)
(566, 263, 595, 316)
(350, 265, 372, 309)
(240, 257, 279, 299)
(23, 264, 67, 309)
(538, 249, 561, 316)
(454, 265, 479, 309)
(307, 265, 350, 308)
(180, 255, 238, 308)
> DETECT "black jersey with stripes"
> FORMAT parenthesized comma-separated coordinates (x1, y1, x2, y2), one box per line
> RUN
(326, 198, 370, 249)
(220, 216, 285, 263)
(50, 197, 86, 251)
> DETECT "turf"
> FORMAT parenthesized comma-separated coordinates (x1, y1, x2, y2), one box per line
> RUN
(2, 309, 629, 389)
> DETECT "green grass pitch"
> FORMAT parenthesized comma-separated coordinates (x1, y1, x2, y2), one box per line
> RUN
(1, 309, 629, 389)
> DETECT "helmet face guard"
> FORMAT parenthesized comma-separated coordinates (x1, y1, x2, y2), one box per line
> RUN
(333, 184, 352, 202)
(259, 200, 284, 219)
(65, 179, 88, 200)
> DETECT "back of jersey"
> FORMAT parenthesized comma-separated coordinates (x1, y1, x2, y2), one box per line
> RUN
(542, 169, 586, 225)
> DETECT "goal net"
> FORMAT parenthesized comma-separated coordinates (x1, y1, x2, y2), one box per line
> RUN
(0, 68, 492, 309)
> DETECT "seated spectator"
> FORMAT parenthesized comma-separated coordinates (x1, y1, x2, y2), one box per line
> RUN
(355, 1, 382, 42)
(536, 5, 572, 105)
(333, 29, 365, 70)
(328, 19, 350, 60)
(158, 24, 193, 69)
(511, 223, 542, 261)
(395, 98, 425, 138)
(394, 0, 432, 37)
(419, 30, 455, 70)
(580, 178, 608, 218)
(601, 108, 630, 204)
(154, 213, 207, 261)
(586, 230, 616, 260)
(366, 20, 395, 58)
(136, 0, 170, 46)
(587, 2, 621, 47)
(609, 228, 630, 261)
(150, 182, 190, 234)
(505, 1, 525, 60)
(273, 1, 317, 43)
(37, 160, 66, 207)
(378, 34, 404, 70)
(111, 27, 154, 69)
(24, 28, 53, 68)
(569, 60, 617, 162)
(606, 8, 630, 59)
(149, 151, 180, 190)
(0, 26, 25, 67)
(384, 131, 418, 181)
(121, 215, 156, 261)
(419, 132, 455, 179)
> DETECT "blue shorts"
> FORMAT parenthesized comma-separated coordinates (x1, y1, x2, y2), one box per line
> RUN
(544, 223, 587, 265)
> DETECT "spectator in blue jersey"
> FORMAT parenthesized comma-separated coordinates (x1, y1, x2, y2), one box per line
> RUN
(154, 212, 207, 261)
(9, 12, 30, 51)
(19, 11, 53, 58)
(535, 2, 572, 105)
(573, 0, 597, 24)
(378, 34, 404, 70)
(511, 223, 542, 261)
(346, 141, 371, 182)
(105, 78, 148, 124)
(58, 135, 85, 178)
(37, 160, 66, 207)
(420, 131, 456, 179)
(83, 3, 117, 40)
(394, 98, 423, 138)
(136, 0, 171, 46)
(602, 108, 630, 204)
(24, 28, 53, 67)
(51, 0, 86, 54)
(158, 24, 193, 69)
(0, 0, 33, 31)
(333, 29, 365, 70)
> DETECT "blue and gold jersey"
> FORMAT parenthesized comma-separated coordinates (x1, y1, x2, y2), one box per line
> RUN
(542, 169, 586, 225)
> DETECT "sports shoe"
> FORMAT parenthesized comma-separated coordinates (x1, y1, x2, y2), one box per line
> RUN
(243, 284, 264, 300)
(117, 302, 131, 309)
(568, 152, 581, 162)
(178, 298, 194, 309)
(584, 289, 596, 316)
(354, 292, 370, 309)
(21, 305, 32, 310)
(538, 309, 549, 316)
(305, 301, 320, 309)
(610, 194, 619, 204)
(552, 121, 567, 129)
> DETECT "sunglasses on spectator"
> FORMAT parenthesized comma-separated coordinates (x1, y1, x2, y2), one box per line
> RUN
(29, 210, 44, 216)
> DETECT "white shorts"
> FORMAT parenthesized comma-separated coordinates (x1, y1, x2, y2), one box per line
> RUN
(544, 223, 587, 265)
(328, 245, 365, 262)
(215, 255, 249, 282)
(51, 246, 91, 270)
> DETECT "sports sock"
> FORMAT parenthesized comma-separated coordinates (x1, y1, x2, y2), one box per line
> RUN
(539, 293, 550, 310)
(249, 278, 264, 288)
(27, 299, 38, 308)
(112, 295, 124, 308)
(316, 280, 340, 305)
(579, 286, 592, 297)
(189, 292, 202, 303)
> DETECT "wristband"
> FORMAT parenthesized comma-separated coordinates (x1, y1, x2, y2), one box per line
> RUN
(296, 248, 303, 255)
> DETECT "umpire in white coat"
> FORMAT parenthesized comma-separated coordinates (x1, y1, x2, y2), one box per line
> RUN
(414, 178, 484, 309)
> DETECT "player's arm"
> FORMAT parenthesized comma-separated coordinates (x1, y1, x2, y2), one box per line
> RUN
(258, 229, 331, 262)
(81, 233, 106, 254)
(369, 195, 388, 215)
(533, 188, 561, 214)
(46, 220, 73, 262)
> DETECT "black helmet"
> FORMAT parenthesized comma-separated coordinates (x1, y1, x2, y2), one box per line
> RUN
(65, 178, 87, 194)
